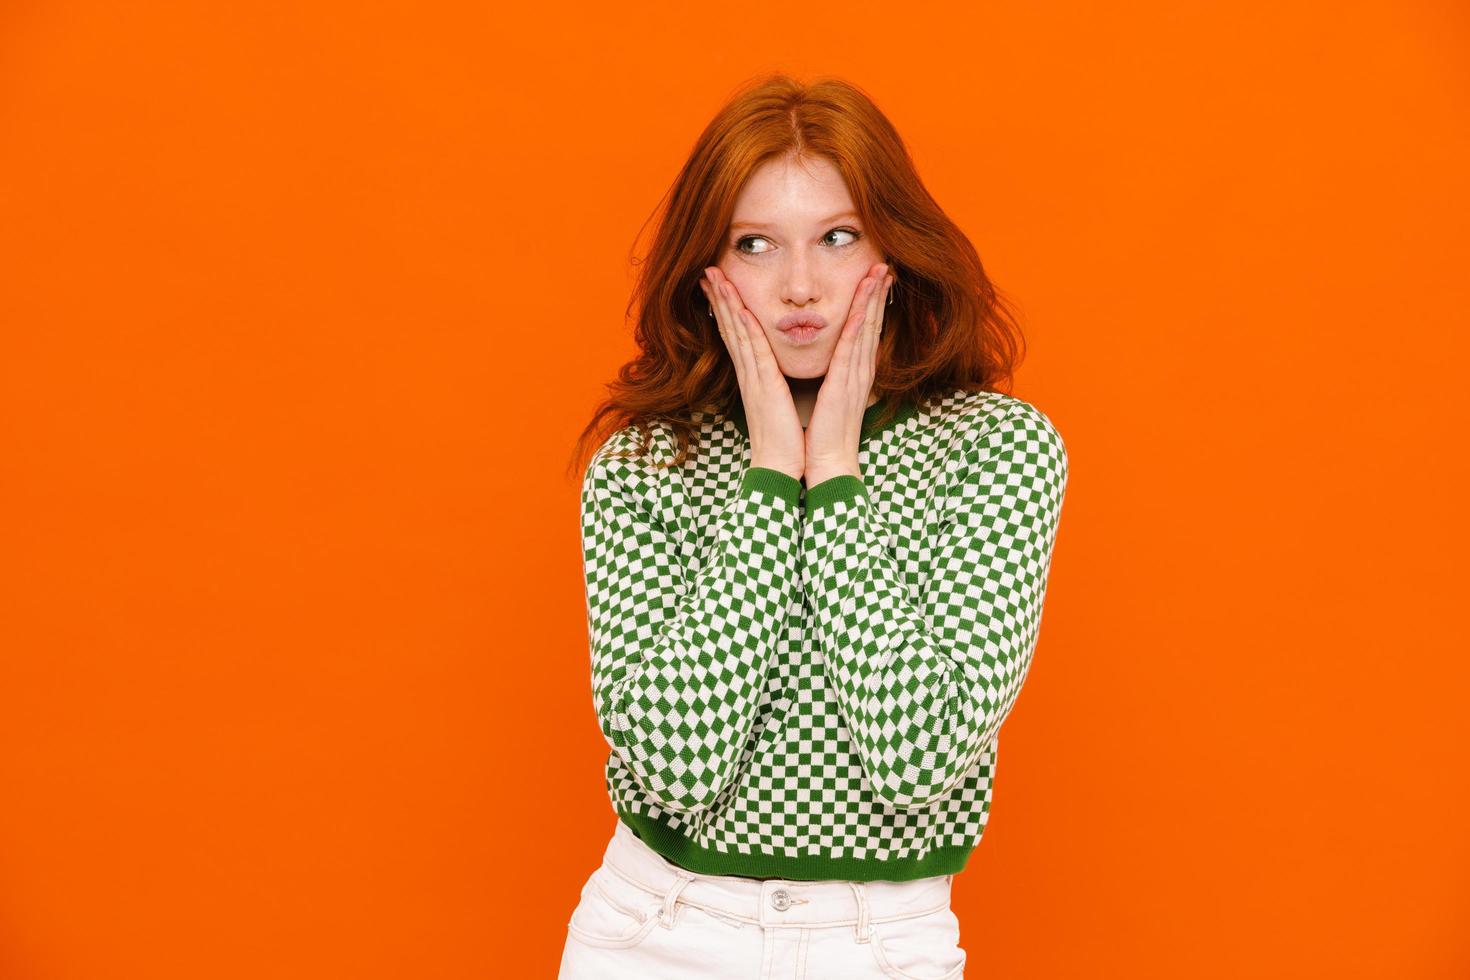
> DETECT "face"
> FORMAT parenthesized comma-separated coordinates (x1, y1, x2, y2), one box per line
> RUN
(716, 153, 887, 379)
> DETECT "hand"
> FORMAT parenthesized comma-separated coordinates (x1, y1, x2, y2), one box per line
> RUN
(700, 267, 805, 481)
(804, 263, 893, 487)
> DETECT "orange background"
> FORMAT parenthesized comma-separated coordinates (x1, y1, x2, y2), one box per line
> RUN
(2, 2, 1467, 977)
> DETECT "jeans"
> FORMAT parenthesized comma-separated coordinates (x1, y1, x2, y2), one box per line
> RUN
(557, 820, 967, 979)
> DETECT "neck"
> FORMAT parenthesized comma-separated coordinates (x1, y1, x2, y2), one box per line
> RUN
(786, 377, 878, 429)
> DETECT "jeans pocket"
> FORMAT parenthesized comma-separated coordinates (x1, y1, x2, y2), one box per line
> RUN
(866, 905, 968, 980)
(565, 866, 663, 950)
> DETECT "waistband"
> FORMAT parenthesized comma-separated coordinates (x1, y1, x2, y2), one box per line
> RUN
(599, 819, 953, 938)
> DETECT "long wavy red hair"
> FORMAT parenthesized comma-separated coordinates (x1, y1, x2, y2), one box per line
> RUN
(565, 73, 1025, 480)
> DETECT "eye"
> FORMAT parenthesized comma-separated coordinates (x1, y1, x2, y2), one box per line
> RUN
(732, 226, 863, 255)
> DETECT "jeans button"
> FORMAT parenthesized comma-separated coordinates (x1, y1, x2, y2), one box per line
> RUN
(770, 888, 791, 911)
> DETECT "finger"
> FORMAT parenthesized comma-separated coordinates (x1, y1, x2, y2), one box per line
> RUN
(718, 274, 772, 392)
(700, 278, 733, 362)
(721, 279, 781, 385)
(827, 289, 859, 379)
(839, 274, 877, 388)
(707, 271, 737, 347)
(849, 269, 886, 399)
(703, 273, 749, 387)
(841, 271, 875, 331)
(699, 277, 721, 335)
(862, 268, 888, 355)
(740, 305, 782, 383)
(863, 273, 891, 373)
(719, 279, 753, 361)
(835, 275, 875, 364)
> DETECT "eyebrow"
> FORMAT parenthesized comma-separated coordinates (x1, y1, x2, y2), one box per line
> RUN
(729, 210, 860, 231)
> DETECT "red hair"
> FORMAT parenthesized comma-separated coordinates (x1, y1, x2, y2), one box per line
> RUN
(565, 73, 1025, 480)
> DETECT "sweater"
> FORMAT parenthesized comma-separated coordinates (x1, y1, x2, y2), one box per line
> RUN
(578, 386, 1068, 882)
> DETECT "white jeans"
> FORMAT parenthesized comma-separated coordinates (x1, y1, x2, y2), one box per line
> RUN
(558, 820, 967, 979)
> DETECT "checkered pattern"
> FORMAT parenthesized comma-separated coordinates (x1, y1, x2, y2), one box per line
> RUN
(579, 388, 1068, 873)
(801, 401, 1068, 810)
(581, 435, 803, 813)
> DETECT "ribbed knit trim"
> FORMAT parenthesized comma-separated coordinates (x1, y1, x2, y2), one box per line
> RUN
(804, 473, 866, 513)
(617, 809, 974, 883)
(740, 466, 802, 507)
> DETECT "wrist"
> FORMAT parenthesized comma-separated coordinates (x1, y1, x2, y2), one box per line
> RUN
(750, 458, 804, 482)
(804, 463, 862, 487)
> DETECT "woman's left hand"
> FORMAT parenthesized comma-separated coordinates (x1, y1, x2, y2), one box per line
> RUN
(804, 263, 894, 487)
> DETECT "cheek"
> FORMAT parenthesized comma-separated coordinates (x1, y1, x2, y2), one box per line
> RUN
(718, 270, 766, 314)
(718, 264, 755, 293)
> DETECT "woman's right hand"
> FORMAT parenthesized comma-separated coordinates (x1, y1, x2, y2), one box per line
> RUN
(700, 267, 805, 482)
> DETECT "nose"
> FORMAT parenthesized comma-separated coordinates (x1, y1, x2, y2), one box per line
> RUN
(779, 252, 820, 308)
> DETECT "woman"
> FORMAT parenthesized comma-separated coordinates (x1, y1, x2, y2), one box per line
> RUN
(560, 73, 1068, 979)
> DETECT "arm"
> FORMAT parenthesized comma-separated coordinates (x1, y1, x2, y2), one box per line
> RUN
(800, 404, 1069, 810)
(581, 449, 803, 815)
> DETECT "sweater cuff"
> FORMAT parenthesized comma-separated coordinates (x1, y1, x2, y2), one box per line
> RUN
(804, 474, 866, 513)
(740, 466, 802, 508)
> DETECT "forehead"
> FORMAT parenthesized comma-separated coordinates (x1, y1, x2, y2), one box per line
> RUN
(729, 155, 857, 228)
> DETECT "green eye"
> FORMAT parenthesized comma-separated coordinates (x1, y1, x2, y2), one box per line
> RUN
(732, 227, 863, 255)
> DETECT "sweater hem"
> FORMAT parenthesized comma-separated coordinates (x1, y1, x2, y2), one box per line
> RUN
(615, 807, 976, 882)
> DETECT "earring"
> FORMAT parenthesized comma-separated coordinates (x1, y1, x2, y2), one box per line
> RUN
(887, 281, 895, 306)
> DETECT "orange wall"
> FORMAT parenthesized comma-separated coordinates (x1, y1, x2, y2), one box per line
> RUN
(1, 2, 1466, 977)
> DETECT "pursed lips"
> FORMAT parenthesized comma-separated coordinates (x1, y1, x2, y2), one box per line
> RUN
(777, 311, 828, 332)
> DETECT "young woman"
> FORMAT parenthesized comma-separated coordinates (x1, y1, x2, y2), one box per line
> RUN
(560, 74, 1068, 979)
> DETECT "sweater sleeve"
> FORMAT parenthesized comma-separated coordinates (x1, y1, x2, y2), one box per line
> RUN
(800, 405, 1068, 811)
(581, 450, 803, 815)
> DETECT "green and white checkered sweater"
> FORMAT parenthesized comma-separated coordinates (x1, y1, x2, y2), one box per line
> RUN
(579, 387, 1068, 882)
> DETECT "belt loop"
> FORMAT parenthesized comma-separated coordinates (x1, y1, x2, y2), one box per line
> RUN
(659, 870, 696, 928)
(848, 881, 871, 943)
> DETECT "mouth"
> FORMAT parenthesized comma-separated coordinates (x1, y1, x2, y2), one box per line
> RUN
(776, 311, 827, 346)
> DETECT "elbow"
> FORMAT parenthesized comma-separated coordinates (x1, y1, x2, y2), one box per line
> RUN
(867, 730, 998, 812)
(865, 760, 949, 811)
(600, 722, 732, 816)
(655, 753, 739, 814)
(871, 779, 952, 812)
(649, 785, 719, 816)
(627, 763, 729, 816)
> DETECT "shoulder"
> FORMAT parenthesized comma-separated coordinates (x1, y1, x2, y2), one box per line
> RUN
(925, 388, 1061, 444)
(934, 389, 1067, 484)
(985, 393, 1065, 453)
(582, 419, 679, 503)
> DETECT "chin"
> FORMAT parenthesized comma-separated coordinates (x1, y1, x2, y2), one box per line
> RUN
(774, 353, 834, 379)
